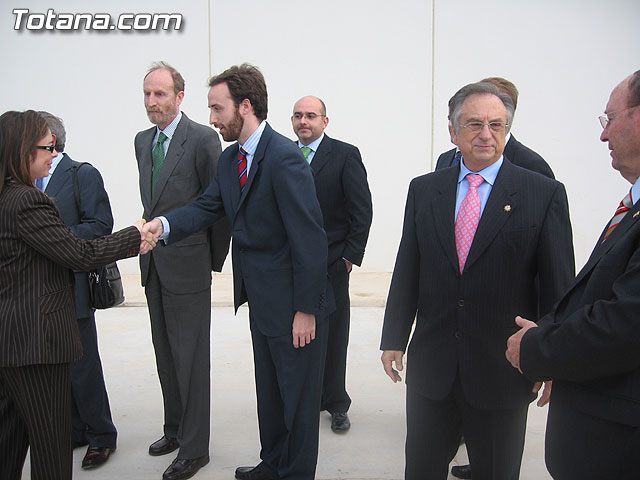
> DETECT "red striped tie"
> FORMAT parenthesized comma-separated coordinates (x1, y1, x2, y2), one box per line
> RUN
(602, 190, 633, 243)
(238, 147, 248, 191)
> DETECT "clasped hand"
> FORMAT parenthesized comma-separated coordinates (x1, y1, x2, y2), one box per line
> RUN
(135, 219, 158, 255)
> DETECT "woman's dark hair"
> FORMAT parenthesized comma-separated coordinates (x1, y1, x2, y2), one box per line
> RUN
(0, 110, 49, 194)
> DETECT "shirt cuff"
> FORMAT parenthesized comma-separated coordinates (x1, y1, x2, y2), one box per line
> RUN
(158, 216, 170, 243)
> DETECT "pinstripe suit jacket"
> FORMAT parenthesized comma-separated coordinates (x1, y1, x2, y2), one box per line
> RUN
(0, 180, 140, 367)
(380, 160, 575, 410)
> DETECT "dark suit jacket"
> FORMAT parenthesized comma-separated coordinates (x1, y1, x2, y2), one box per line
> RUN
(45, 154, 113, 318)
(135, 113, 230, 294)
(0, 180, 140, 367)
(522, 197, 640, 427)
(380, 160, 575, 410)
(165, 123, 328, 336)
(435, 135, 555, 179)
(308, 135, 372, 267)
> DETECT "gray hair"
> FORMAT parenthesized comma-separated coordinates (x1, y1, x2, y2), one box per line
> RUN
(448, 82, 515, 133)
(38, 111, 66, 152)
(145, 61, 185, 94)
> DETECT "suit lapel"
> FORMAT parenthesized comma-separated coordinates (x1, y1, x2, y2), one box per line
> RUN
(139, 127, 156, 209)
(309, 135, 331, 176)
(150, 115, 189, 210)
(463, 161, 517, 273)
(432, 168, 461, 274)
(235, 123, 272, 212)
(44, 154, 73, 197)
(225, 143, 242, 214)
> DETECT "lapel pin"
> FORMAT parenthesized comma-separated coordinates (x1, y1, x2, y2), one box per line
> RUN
(504, 205, 511, 212)
(634, 211, 639, 218)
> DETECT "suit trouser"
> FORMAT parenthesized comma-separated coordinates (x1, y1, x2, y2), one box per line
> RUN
(250, 312, 328, 480)
(0, 363, 72, 480)
(321, 260, 351, 414)
(71, 313, 117, 448)
(145, 257, 211, 459)
(545, 397, 640, 480)
(405, 376, 528, 480)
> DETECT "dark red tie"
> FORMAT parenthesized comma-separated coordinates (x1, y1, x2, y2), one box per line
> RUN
(238, 147, 248, 191)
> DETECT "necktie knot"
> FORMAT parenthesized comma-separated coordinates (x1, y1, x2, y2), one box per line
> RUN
(300, 146, 312, 160)
(156, 131, 168, 146)
(467, 173, 484, 189)
(151, 132, 168, 196)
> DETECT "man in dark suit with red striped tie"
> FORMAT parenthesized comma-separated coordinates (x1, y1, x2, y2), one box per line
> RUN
(507, 70, 640, 480)
(144, 64, 330, 480)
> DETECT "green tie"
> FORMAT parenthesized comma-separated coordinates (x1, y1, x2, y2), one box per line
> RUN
(152, 132, 168, 196)
(300, 146, 312, 162)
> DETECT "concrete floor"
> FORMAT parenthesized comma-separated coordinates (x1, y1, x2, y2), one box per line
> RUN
(21, 273, 552, 479)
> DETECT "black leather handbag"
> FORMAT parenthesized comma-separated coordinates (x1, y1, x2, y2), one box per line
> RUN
(72, 163, 125, 309)
(88, 262, 125, 309)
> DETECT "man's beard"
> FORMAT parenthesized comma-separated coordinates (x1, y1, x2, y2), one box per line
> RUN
(220, 108, 244, 142)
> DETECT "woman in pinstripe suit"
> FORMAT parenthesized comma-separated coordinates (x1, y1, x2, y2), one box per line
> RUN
(0, 110, 152, 480)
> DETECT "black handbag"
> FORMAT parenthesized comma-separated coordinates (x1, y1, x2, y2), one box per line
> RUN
(88, 262, 125, 309)
(72, 163, 125, 309)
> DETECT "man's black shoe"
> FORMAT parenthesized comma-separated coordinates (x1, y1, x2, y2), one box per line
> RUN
(162, 455, 209, 480)
(235, 465, 278, 480)
(451, 464, 472, 479)
(331, 412, 351, 432)
(81, 447, 115, 469)
(149, 435, 179, 456)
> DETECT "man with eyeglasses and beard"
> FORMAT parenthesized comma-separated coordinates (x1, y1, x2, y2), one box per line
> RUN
(380, 81, 575, 480)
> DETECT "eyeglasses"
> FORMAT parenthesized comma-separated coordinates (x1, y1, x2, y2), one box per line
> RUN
(461, 121, 508, 133)
(292, 112, 324, 121)
(599, 105, 639, 129)
(36, 145, 55, 153)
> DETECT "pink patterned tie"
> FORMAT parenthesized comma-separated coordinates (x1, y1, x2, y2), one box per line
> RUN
(455, 174, 484, 273)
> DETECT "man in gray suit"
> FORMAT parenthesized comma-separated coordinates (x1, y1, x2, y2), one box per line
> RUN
(134, 61, 230, 480)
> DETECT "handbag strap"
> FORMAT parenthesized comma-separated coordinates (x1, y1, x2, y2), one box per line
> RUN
(71, 162, 91, 214)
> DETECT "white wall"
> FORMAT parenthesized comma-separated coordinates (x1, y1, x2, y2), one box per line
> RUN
(2, 0, 639, 273)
